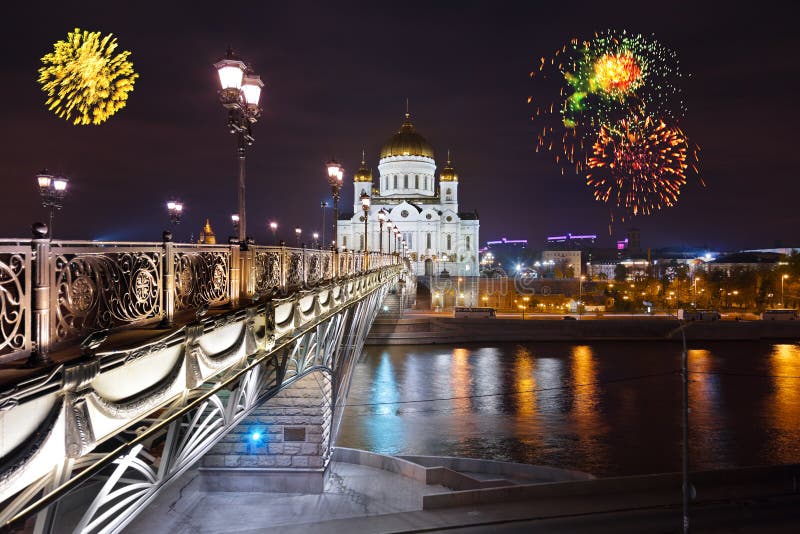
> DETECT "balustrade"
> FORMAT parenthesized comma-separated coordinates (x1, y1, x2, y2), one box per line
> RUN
(0, 235, 398, 363)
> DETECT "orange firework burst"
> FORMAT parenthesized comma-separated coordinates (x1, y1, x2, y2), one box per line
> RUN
(592, 52, 642, 95)
(586, 113, 699, 217)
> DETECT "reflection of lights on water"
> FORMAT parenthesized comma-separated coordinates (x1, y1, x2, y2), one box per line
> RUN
(760, 343, 800, 464)
(365, 352, 403, 454)
(513, 347, 536, 417)
(571, 345, 597, 420)
(451, 348, 472, 415)
(768, 344, 800, 433)
(373, 353, 399, 416)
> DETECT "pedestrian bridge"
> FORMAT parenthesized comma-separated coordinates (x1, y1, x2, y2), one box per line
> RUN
(0, 232, 407, 533)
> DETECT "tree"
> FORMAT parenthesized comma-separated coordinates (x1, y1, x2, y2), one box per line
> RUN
(614, 263, 628, 282)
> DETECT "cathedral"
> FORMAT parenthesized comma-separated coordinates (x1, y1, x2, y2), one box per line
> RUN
(337, 112, 480, 277)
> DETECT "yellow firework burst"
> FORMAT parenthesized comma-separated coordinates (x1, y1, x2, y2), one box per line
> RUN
(38, 28, 138, 125)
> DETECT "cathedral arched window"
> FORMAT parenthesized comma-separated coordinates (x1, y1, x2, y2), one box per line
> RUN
(447, 234, 452, 250)
(359, 234, 364, 250)
(343, 236, 347, 248)
(425, 176, 429, 190)
(426, 233, 431, 249)
(415, 175, 419, 189)
(446, 188, 452, 201)
(404, 175, 408, 188)
(393, 175, 398, 189)
(466, 236, 470, 250)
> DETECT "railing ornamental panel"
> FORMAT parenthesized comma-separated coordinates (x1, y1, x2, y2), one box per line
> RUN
(51, 243, 163, 344)
(0, 243, 31, 360)
(174, 246, 231, 311)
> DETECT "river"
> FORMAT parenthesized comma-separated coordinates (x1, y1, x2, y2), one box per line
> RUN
(335, 341, 800, 477)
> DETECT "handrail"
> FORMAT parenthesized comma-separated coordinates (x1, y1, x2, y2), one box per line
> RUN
(1, 235, 401, 364)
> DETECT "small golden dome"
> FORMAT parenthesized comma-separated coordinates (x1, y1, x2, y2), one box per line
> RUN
(379, 113, 435, 159)
(354, 150, 373, 182)
(199, 218, 217, 244)
(439, 151, 458, 182)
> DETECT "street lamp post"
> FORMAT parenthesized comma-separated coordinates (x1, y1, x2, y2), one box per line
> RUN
(360, 192, 370, 253)
(313, 232, 319, 249)
(36, 170, 69, 238)
(231, 214, 240, 236)
(269, 221, 278, 245)
(386, 219, 392, 256)
(214, 49, 263, 245)
(579, 275, 586, 318)
(295, 227, 302, 247)
(782, 274, 789, 308)
(378, 209, 387, 254)
(393, 226, 400, 256)
(320, 201, 328, 249)
(326, 160, 344, 251)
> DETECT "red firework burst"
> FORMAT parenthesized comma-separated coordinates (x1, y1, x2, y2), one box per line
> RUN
(586, 114, 699, 217)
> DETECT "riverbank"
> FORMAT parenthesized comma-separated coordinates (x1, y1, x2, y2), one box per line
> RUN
(128, 448, 800, 533)
(365, 316, 800, 344)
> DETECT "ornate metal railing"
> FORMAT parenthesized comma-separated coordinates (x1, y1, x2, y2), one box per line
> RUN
(0, 235, 400, 363)
(50, 242, 164, 345)
(173, 244, 231, 311)
(0, 241, 31, 360)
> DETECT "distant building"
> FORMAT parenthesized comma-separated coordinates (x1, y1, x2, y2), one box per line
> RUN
(198, 219, 216, 244)
(704, 252, 784, 275)
(545, 233, 597, 250)
(542, 250, 582, 279)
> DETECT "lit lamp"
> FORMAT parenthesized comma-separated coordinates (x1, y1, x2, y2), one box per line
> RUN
(393, 225, 400, 255)
(269, 221, 278, 245)
(166, 200, 183, 226)
(36, 170, 69, 237)
(313, 232, 319, 248)
(360, 192, 370, 253)
(231, 214, 240, 233)
(214, 49, 264, 245)
(295, 227, 302, 247)
(326, 159, 344, 251)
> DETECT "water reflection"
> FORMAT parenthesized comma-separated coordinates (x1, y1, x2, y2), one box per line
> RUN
(512, 346, 536, 417)
(365, 352, 402, 453)
(688, 349, 720, 467)
(571, 345, 597, 420)
(337, 341, 800, 477)
(765, 344, 800, 463)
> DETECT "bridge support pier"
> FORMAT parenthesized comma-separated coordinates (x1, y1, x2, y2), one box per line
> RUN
(200, 371, 333, 493)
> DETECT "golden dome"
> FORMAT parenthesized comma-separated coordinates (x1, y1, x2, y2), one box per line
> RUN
(354, 150, 373, 182)
(379, 113, 435, 159)
(439, 151, 458, 182)
(199, 218, 216, 244)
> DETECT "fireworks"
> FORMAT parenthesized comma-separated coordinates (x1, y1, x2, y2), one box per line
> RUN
(530, 30, 700, 219)
(38, 28, 138, 126)
(586, 114, 699, 217)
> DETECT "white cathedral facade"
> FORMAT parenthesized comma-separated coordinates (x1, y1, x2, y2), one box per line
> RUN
(337, 112, 480, 277)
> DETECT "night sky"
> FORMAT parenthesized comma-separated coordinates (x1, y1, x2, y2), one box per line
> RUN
(1, 1, 797, 251)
